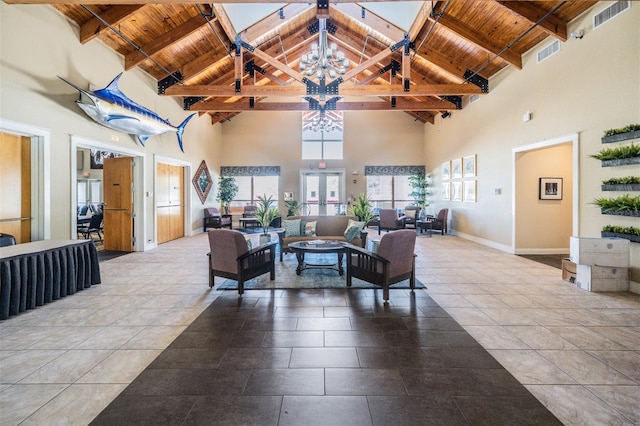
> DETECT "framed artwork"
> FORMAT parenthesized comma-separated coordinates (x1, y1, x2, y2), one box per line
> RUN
(451, 181, 462, 201)
(284, 192, 294, 201)
(463, 180, 477, 202)
(192, 160, 213, 204)
(539, 177, 563, 200)
(442, 161, 451, 180)
(90, 149, 118, 169)
(451, 158, 463, 179)
(441, 182, 451, 200)
(463, 155, 476, 178)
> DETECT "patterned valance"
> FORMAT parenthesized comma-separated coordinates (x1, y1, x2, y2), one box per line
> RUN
(220, 166, 281, 176)
(364, 165, 425, 176)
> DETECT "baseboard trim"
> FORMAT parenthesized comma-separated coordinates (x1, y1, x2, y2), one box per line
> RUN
(514, 248, 570, 255)
(451, 230, 514, 254)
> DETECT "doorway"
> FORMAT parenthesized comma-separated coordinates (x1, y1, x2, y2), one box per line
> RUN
(300, 170, 345, 215)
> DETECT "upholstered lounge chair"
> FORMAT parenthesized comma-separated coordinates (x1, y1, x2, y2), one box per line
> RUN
(378, 209, 407, 234)
(427, 208, 449, 235)
(203, 207, 232, 232)
(403, 205, 420, 229)
(207, 229, 276, 295)
(345, 229, 417, 302)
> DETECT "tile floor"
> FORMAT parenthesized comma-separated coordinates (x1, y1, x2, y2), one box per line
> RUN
(1, 231, 639, 425)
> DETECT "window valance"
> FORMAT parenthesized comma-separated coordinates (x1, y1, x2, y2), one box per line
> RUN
(220, 166, 281, 176)
(364, 165, 425, 176)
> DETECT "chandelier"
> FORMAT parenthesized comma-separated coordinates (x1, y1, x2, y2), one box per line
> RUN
(309, 112, 336, 132)
(299, 18, 349, 80)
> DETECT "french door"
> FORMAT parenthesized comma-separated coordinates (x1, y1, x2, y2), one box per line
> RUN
(300, 170, 345, 215)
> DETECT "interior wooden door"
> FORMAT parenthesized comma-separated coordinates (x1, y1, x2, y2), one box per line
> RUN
(103, 156, 133, 252)
(169, 165, 184, 241)
(157, 163, 184, 243)
(0, 132, 31, 243)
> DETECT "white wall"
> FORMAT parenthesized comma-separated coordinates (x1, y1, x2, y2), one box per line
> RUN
(424, 2, 640, 282)
(0, 3, 223, 246)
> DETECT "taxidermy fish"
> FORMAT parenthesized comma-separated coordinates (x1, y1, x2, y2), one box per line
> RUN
(59, 73, 194, 152)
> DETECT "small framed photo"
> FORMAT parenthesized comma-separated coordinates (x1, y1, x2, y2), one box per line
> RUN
(451, 181, 462, 201)
(451, 158, 462, 179)
(463, 155, 476, 178)
(441, 182, 450, 200)
(442, 161, 451, 180)
(539, 177, 563, 200)
(463, 180, 477, 202)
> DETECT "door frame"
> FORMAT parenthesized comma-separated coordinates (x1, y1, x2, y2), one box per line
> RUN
(0, 118, 50, 241)
(512, 132, 579, 254)
(71, 135, 146, 251)
(299, 168, 346, 215)
(154, 155, 192, 243)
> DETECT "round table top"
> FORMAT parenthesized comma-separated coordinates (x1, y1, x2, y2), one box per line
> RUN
(288, 240, 345, 252)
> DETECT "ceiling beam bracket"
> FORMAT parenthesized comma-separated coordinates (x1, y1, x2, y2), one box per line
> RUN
(442, 96, 462, 109)
(235, 35, 255, 54)
(249, 97, 255, 108)
(308, 21, 319, 36)
(463, 70, 489, 93)
(157, 71, 183, 94)
(326, 21, 338, 35)
(390, 34, 410, 53)
(183, 96, 204, 110)
(245, 60, 266, 77)
(391, 96, 397, 108)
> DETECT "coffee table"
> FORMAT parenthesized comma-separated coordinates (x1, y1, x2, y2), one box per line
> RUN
(416, 219, 434, 236)
(288, 240, 346, 275)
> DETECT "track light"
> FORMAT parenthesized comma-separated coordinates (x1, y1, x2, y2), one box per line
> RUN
(441, 111, 451, 119)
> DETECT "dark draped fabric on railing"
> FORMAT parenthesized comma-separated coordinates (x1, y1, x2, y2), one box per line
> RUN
(0, 240, 101, 320)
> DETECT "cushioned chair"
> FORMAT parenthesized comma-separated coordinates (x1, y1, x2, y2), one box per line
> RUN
(207, 229, 276, 295)
(427, 208, 449, 235)
(80, 213, 104, 242)
(0, 233, 16, 247)
(403, 205, 420, 229)
(378, 209, 406, 234)
(203, 207, 232, 232)
(345, 229, 417, 302)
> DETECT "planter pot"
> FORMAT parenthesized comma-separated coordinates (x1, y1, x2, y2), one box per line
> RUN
(259, 234, 271, 245)
(601, 130, 640, 144)
(601, 157, 640, 167)
(600, 208, 640, 217)
(601, 184, 640, 191)
(601, 231, 640, 243)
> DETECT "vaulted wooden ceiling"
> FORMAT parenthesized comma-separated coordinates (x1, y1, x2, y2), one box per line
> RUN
(9, 0, 596, 124)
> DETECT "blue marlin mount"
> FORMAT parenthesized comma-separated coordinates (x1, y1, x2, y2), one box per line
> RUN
(59, 73, 194, 152)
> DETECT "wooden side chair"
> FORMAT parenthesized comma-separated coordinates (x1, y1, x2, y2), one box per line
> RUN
(345, 229, 417, 303)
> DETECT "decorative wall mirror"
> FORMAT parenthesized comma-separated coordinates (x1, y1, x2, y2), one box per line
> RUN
(193, 160, 213, 204)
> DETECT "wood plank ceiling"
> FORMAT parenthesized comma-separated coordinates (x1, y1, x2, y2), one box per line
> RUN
(11, 0, 595, 125)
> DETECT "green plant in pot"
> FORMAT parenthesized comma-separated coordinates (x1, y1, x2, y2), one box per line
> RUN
(216, 176, 238, 215)
(284, 199, 301, 217)
(348, 193, 375, 225)
(255, 194, 279, 244)
(408, 170, 429, 216)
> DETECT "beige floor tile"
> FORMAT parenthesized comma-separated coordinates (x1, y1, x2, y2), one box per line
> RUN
(0, 328, 53, 350)
(547, 326, 630, 350)
(20, 383, 127, 426)
(78, 349, 161, 383)
(120, 325, 187, 350)
(463, 326, 530, 350)
(503, 326, 579, 350)
(26, 327, 104, 350)
(427, 294, 476, 308)
(488, 350, 577, 385)
(587, 350, 640, 382)
(537, 350, 637, 385)
(0, 384, 68, 425)
(0, 350, 65, 384)
(74, 326, 146, 350)
(590, 327, 640, 350)
(585, 385, 640, 423)
(19, 350, 113, 384)
(443, 308, 498, 326)
(479, 308, 539, 325)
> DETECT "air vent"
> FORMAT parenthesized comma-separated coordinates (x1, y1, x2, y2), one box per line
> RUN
(537, 40, 560, 63)
(594, 1, 630, 29)
(469, 94, 480, 104)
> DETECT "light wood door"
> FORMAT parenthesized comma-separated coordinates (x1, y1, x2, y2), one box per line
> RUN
(103, 157, 133, 251)
(0, 132, 31, 243)
(156, 163, 184, 243)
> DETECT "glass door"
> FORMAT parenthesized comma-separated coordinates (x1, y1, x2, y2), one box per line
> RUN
(300, 170, 345, 215)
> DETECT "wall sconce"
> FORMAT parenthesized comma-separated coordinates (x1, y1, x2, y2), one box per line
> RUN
(83, 171, 90, 178)
(570, 29, 584, 39)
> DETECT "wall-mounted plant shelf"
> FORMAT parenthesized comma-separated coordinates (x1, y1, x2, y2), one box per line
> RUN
(601, 157, 640, 167)
(602, 231, 640, 243)
(602, 184, 640, 191)
(601, 209, 640, 217)
(602, 129, 640, 144)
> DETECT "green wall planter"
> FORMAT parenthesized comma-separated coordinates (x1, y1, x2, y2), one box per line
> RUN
(601, 157, 640, 167)
(601, 231, 640, 243)
(601, 184, 640, 191)
(602, 130, 640, 144)
(601, 209, 640, 217)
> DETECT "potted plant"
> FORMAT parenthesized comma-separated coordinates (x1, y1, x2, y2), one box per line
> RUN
(590, 143, 640, 167)
(216, 176, 238, 215)
(602, 225, 640, 243)
(255, 194, 279, 244)
(348, 193, 375, 225)
(284, 199, 301, 217)
(602, 176, 640, 191)
(593, 194, 640, 216)
(601, 124, 640, 144)
(408, 170, 429, 217)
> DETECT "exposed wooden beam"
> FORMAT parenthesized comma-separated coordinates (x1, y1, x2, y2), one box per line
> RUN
(8, 0, 423, 4)
(341, 47, 395, 82)
(331, 3, 402, 41)
(239, 4, 313, 42)
(164, 83, 481, 97)
(211, 3, 237, 39)
(124, 14, 209, 70)
(433, 14, 523, 69)
(79, 5, 145, 44)
(407, 2, 433, 41)
(249, 46, 306, 84)
(496, 1, 568, 42)
(189, 98, 457, 112)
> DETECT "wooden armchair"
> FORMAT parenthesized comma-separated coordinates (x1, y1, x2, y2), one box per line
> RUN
(207, 229, 276, 295)
(427, 208, 449, 235)
(203, 207, 232, 232)
(378, 208, 406, 234)
(345, 230, 417, 302)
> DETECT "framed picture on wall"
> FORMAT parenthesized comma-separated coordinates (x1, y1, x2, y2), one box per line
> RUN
(192, 160, 213, 204)
(463, 180, 477, 202)
(451, 158, 462, 179)
(463, 155, 476, 178)
(539, 177, 563, 200)
(441, 182, 451, 200)
(441, 161, 451, 180)
(451, 181, 462, 201)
